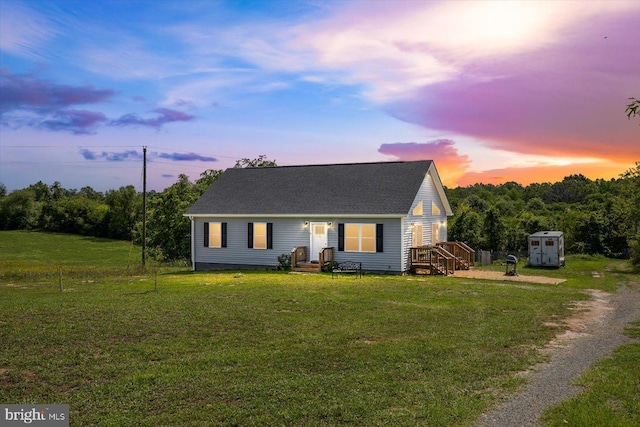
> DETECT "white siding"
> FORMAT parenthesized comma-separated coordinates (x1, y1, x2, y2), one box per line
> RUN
(401, 173, 450, 271)
(334, 218, 402, 273)
(193, 217, 307, 268)
(193, 217, 404, 272)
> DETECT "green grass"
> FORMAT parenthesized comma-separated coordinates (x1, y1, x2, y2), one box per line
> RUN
(476, 254, 627, 292)
(0, 230, 140, 266)
(0, 230, 154, 282)
(1, 231, 638, 426)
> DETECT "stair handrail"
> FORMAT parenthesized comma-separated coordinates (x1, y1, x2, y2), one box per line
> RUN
(291, 246, 307, 268)
(455, 241, 475, 266)
(319, 247, 334, 266)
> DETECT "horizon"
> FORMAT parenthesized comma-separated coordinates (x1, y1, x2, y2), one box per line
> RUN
(1, 0, 639, 192)
(2, 158, 634, 194)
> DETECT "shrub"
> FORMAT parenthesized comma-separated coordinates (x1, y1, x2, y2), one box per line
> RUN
(277, 253, 291, 271)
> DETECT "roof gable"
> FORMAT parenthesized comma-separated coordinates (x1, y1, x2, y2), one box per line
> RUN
(186, 161, 446, 216)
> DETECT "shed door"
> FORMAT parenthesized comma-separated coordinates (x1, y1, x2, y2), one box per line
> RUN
(529, 239, 542, 265)
(542, 239, 557, 265)
(309, 222, 328, 262)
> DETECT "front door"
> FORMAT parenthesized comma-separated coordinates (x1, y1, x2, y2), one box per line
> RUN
(309, 222, 328, 262)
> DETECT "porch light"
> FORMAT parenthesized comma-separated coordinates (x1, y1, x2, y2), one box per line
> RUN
(304, 221, 309, 227)
(328, 222, 333, 228)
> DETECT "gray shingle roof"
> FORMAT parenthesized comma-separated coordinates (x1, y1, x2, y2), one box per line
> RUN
(186, 160, 435, 216)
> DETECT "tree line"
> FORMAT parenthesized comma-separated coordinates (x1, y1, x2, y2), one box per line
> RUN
(1, 159, 638, 268)
(447, 164, 639, 261)
(0, 156, 275, 262)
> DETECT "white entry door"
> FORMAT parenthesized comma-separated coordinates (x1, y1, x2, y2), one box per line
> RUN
(309, 222, 328, 261)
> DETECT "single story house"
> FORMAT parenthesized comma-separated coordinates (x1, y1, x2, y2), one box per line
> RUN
(184, 160, 453, 274)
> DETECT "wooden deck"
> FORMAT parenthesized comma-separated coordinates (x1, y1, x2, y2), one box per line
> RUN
(410, 242, 475, 275)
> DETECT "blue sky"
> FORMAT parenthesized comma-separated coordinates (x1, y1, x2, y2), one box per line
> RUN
(1, 0, 639, 192)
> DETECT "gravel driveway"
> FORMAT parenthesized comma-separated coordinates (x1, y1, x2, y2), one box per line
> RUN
(474, 282, 640, 426)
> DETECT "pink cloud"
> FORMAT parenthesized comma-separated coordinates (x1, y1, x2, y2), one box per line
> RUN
(378, 139, 471, 186)
(385, 12, 640, 164)
(0, 68, 114, 112)
(110, 108, 195, 129)
(39, 109, 108, 134)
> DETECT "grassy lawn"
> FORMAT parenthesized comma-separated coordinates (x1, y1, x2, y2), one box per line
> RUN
(1, 231, 637, 426)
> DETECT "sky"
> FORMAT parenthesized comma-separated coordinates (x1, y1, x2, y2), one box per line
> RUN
(1, 0, 639, 192)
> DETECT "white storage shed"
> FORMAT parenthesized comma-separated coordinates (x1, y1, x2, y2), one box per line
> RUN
(528, 231, 565, 267)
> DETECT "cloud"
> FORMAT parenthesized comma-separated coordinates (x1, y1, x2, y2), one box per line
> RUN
(79, 149, 143, 162)
(79, 149, 216, 163)
(176, 1, 638, 103)
(161, 174, 174, 178)
(0, 69, 114, 113)
(1, 70, 194, 134)
(378, 139, 471, 186)
(158, 152, 216, 162)
(0, 3, 57, 60)
(384, 11, 640, 164)
(39, 109, 108, 134)
(0, 69, 113, 134)
(110, 108, 195, 129)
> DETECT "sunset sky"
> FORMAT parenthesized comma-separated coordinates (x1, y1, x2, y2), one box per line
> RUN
(1, 0, 638, 192)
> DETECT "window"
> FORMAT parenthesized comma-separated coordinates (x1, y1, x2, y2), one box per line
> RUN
(248, 222, 272, 249)
(432, 201, 441, 215)
(545, 240, 555, 246)
(253, 223, 267, 249)
(210, 223, 222, 248)
(341, 223, 380, 253)
(432, 223, 440, 244)
(412, 224, 423, 247)
(531, 240, 540, 246)
(204, 222, 226, 248)
(412, 201, 423, 216)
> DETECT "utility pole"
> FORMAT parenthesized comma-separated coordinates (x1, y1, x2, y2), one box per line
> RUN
(142, 146, 147, 267)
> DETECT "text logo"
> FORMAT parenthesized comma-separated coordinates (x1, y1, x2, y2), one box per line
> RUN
(1, 405, 68, 426)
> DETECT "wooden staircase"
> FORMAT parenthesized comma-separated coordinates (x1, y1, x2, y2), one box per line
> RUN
(436, 241, 475, 270)
(410, 242, 475, 275)
(410, 246, 455, 275)
(294, 261, 322, 272)
(291, 247, 333, 273)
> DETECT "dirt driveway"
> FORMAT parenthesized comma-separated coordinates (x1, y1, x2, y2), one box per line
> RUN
(474, 281, 640, 426)
(451, 269, 565, 285)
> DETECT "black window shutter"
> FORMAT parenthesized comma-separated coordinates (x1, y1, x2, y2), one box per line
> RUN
(376, 224, 384, 253)
(267, 223, 273, 249)
(338, 223, 344, 251)
(204, 222, 209, 247)
(248, 223, 254, 248)
(221, 222, 227, 248)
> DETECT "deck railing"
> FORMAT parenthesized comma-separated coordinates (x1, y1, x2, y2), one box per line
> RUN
(410, 245, 455, 275)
